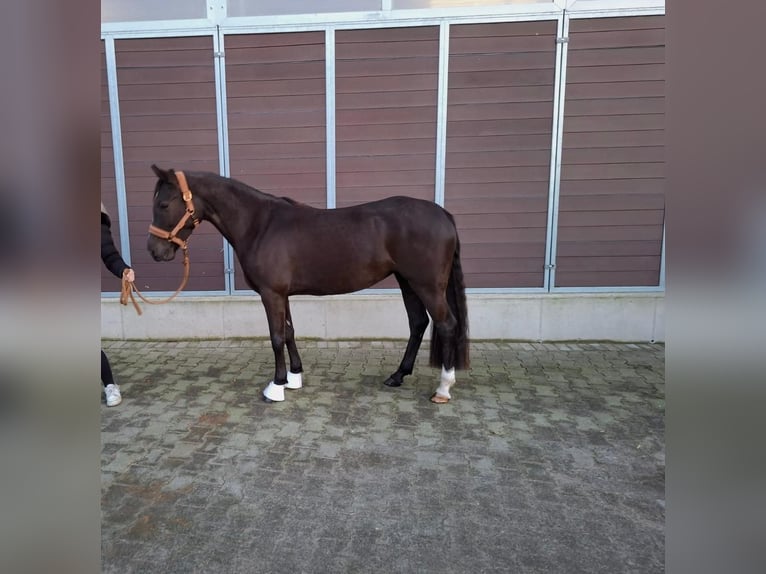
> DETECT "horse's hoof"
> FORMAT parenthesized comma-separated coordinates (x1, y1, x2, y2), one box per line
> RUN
(263, 396, 274, 403)
(286, 371, 303, 390)
(430, 393, 450, 404)
(383, 376, 402, 387)
(263, 381, 285, 402)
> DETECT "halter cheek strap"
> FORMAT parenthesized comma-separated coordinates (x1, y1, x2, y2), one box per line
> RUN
(148, 170, 200, 250)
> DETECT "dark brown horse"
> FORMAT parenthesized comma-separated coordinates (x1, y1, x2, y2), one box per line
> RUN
(147, 166, 469, 403)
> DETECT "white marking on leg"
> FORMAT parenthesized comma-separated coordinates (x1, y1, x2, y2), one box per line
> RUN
(286, 370, 303, 389)
(263, 381, 285, 402)
(434, 366, 456, 399)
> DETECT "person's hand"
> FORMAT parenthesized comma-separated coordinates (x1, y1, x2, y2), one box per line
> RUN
(122, 268, 135, 283)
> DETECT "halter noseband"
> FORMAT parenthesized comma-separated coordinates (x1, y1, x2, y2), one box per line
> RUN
(148, 170, 200, 250)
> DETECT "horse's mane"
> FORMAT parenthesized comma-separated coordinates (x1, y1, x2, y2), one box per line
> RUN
(280, 196, 304, 206)
(219, 173, 302, 207)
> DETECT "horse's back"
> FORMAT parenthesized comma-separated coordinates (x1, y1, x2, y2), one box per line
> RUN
(268, 195, 457, 294)
(334, 196, 454, 230)
(284, 195, 454, 238)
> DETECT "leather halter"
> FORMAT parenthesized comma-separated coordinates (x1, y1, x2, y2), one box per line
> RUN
(148, 170, 200, 250)
(121, 171, 198, 316)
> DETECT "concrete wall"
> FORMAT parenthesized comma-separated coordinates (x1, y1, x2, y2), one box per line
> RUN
(102, 292, 664, 342)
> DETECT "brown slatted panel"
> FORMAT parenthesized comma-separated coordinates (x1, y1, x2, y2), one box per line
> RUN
(335, 27, 438, 207)
(336, 27, 439, 289)
(101, 41, 122, 293)
(445, 20, 557, 288)
(556, 16, 665, 287)
(116, 36, 224, 293)
(226, 32, 326, 291)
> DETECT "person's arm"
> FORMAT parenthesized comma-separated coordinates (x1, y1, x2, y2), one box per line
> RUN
(101, 213, 134, 281)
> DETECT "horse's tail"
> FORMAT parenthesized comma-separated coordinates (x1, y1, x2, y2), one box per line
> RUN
(430, 222, 470, 370)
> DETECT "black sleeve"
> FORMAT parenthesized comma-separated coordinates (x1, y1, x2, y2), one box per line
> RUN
(101, 213, 130, 279)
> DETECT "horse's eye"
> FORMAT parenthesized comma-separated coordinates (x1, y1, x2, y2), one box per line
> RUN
(159, 201, 170, 210)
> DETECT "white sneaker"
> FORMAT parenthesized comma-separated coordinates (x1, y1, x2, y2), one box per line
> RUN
(105, 384, 122, 407)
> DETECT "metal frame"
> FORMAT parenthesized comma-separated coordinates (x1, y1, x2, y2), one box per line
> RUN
(213, 31, 231, 180)
(434, 22, 450, 208)
(659, 220, 665, 289)
(546, 6, 665, 293)
(219, 14, 560, 35)
(552, 285, 664, 293)
(217, 5, 563, 34)
(542, 13, 567, 292)
(566, 0, 664, 18)
(325, 28, 337, 210)
(102, 29, 228, 298)
(104, 36, 131, 266)
(101, 22, 217, 39)
(101, 1, 666, 297)
(545, 12, 569, 292)
(214, 29, 236, 295)
(102, 289, 231, 300)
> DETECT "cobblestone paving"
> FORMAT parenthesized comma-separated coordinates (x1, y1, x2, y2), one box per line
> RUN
(101, 339, 665, 574)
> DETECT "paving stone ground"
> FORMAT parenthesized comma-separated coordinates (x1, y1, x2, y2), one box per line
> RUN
(101, 339, 665, 574)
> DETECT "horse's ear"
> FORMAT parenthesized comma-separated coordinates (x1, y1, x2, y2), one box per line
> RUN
(151, 164, 179, 187)
(151, 164, 168, 181)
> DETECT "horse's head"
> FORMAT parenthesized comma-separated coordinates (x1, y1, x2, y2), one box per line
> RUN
(147, 165, 200, 262)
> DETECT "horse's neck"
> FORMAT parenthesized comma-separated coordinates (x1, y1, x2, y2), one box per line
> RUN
(193, 175, 273, 246)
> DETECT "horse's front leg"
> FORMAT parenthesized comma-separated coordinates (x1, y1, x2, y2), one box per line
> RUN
(284, 300, 303, 390)
(261, 290, 290, 403)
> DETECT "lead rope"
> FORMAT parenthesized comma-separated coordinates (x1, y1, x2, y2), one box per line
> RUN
(119, 248, 191, 316)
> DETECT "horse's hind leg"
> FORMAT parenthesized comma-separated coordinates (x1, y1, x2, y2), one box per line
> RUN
(284, 300, 303, 390)
(431, 316, 458, 403)
(384, 274, 429, 388)
(414, 287, 458, 403)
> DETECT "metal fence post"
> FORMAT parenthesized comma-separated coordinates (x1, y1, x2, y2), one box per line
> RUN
(543, 11, 570, 291)
(105, 35, 131, 265)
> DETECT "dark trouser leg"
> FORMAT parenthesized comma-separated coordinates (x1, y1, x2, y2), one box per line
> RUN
(101, 350, 115, 388)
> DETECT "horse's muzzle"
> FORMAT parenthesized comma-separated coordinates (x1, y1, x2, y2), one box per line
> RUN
(147, 235, 178, 262)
